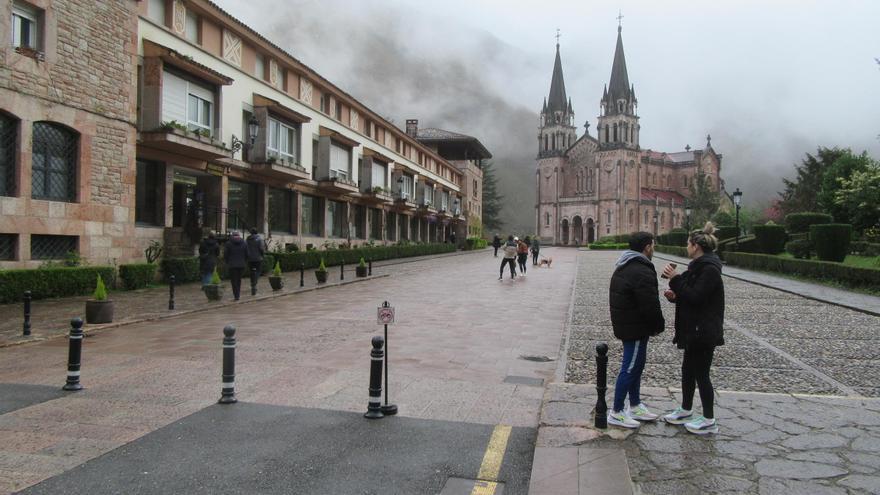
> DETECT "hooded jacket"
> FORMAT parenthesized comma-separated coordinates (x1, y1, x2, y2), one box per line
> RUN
(609, 250, 665, 341)
(224, 237, 248, 269)
(669, 253, 725, 349)
(198, 237, 220, 274)
(502, 240, 518, 259)
(246, 233, 266, 262)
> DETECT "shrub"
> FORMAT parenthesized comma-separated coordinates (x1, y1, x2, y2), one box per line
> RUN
(272, 261, 282, 276)
(655, 245, 688, 257)
(753, 224, 788, 254)
(464, 237, 488, 250)
(260, 254, 276, 275)
(850, 241, 880, 257)
(119, 263, 157, 290)
(358, 257, 366, 268)
(270, 243, 455, 271)
(587, 243, 628, 250)
(597, 233, 632, 244)
(656, 232, 688, 246)
(785, 239, 813, 259)
(785, 212, 834, 234)
(161, 257, 200, 283)
(811, 224, 852, 262)
(718, 235, 760, 254)
(317, 258, 327, 272)
(722, 251, 880, 289)
(715, 225, 739, 242)
(93, 274, 108, 301)
(0, 266, 116, 303)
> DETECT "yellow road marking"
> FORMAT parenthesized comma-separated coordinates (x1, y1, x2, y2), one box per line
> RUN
(471, 424, 512, 495)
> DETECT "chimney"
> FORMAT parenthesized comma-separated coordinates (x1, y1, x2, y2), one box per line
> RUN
(406, 119, 418, 137)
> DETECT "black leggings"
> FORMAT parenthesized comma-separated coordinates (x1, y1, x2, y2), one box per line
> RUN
(228, 267, 244, 299)
(532, 250, 539, 265)
(517, 253, 528, 273)
(681, 345, 715, 419)
(499, 258, 516, 278)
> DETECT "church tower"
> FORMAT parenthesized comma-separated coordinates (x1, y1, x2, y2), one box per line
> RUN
(538, 42, 577, 158)
(597, 24, 639, 150)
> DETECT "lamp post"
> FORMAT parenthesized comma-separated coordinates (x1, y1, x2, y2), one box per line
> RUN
(685, 202, 692, 232)
(230, 115, 259, 158)
(652, 211, 659, 236)
(733, 188, 743, 250)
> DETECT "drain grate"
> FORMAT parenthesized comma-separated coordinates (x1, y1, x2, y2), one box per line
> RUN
(518, 355, 554, 362)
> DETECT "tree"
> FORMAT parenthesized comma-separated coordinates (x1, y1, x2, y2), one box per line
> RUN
(777, 147, 847, 215)
(687, 169, 720, 228)
(481, 160, 504, 232)
(817, 150, 873, 223)
(711, 211, 734, 226)
(834, 163, 880, 232)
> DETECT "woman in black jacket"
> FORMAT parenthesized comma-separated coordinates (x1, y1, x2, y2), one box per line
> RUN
(661, 222, 724, 435)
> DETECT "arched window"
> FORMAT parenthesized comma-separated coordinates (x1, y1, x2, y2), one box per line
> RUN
(551, 134, 556, 149)
(544, 135, 548, 151)
(604, 126, 609, 143)
(0, 113, 17, 197)
(613, 123, 618, 142)
(606, 209, 612, 224)
(661, 212, 665, 226)
(32, 122, 78, 202)
(666, 176, 671, 188)
(652, 173, 657, 185)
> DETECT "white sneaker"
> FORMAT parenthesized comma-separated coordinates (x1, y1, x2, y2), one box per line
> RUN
(607, 410, 640, 429)
(628, 403, 659, 422)
(663, 407, 693, 425)
(684, 416, 718, 435)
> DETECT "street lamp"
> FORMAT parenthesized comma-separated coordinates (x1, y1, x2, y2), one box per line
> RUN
(652, 211, 659, 236)
(230, 115, 260, 158)
(684, 202, 692, 233)
(733, 188, 743, 250)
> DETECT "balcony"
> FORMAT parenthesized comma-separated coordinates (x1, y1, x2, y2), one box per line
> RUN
(392, 193, 416, 211)
(250, 156, 310, 182)
(417, 200, 438, 216)
(139, 125, 229, 161)
(317, 170, 359, 195)
(358, 187, 394, 205)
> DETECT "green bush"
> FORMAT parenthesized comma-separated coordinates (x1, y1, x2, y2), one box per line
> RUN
(811, 224, 852, 262)
(210, 267, 221, 284)
(270, 243, 455, 271)
(850, 241, 880, 257)
(464, 237, 488, 250)
(722, 251, 880, 289)
(785, 212, 834, 234)
(718, 235, 760, 254)
(0, 266, 117, 303)
(656, 232, 688, 246)
(597, 233, 632, 244)
(655, 245, 688, 257)
(93, 274, 108, 300)
(119, 263, 157, 290)
(161, 257, 200, 283)
(587, 243, 628, 250)
(785, 239, 813, 259)
(753, 224, 788, 254)
(715, 226, 739, 242)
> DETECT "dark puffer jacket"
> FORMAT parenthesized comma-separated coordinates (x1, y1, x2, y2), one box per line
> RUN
(669, 253, 725, 349)
(223, 238, 248, 269)
(609, 252, 665, 341)
(198, 238, 220, 274)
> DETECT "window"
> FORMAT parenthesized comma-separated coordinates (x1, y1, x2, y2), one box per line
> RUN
(644, 210, 649, 225)
(147, 0, 165, 25)
(400, 174, 414, 200)
(441, 191, 449, 211)
(423, 184, 433, 206)
(267, 117, 298, 164)
(0, 234, 15, 260)
(184, 9, 199, 43)
(227, 180, 258, 231)
(301, 194, 322, 236)
(473, 179, 478, 198)
(12, 1, 40, 50)
(371, 162, 387, 189)
(354, 204, 366, 239)
(254, 53, 265, 80)
(606, 209, 612, 224)
(628, 210, 634, 225)
(329, 142, 351, 180)
(652, 172, 657, 185)
(268, 188, 294, 233)
(0, 113, 16, 196)
(545, 212, 550, 226)
(370, 208, 382, 240)
(135, 160, 163, 225)
(31, 234, 77, 260)
(327, 200, 345, 238)
(163, 70, 214, 136)
(334, 102, 342, 121)
(32, 122, 77, 202)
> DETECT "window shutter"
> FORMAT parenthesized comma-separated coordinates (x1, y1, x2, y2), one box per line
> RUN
(162, 71, 188, 123)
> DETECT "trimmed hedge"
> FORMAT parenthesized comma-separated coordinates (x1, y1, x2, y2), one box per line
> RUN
(753, 224, 787, 254)
(0, 266, 117, 303)
(850, 241, 880, 257)
(785, 212, 834, 234)
(273, 243, 455, 271)
(811, 224, 852, 262)
(588, 243, 628, 250)
(161, 257, 200, 283)
(718, 235, 760, 254)
(597, 234, 632, 244)
(785, 239, 812, 259)
(722, 251, 880, 289)
(715, 225, 739, 242)
(119, 263, 157, 290)
(655, 245, 688, 257)
(656, 232, 688, 246)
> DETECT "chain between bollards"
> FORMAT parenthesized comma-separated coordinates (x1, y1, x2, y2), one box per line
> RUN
(22, 291, 32, 336)
(340, 260, 345, 281)
(168, 275, 176, 310)
(219, 325, 237, 404)
(364, 335, 384, 419)
(594, 342, 609, 428)
(62, 318, 84, 391)
(299, 262, 305, 287)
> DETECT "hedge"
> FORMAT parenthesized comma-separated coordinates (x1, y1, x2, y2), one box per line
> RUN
(785, 212, 834, 234)
(655, 245, 688, 257)
(718, 235, 760, 254)
(119, 263, 157, 290)
(850, 241, 880, 257)
(811, 224, 852, 263)
(273, 243, 455, 271)
(656, 232, 688, 246)
(464, 237, 488, 250)
(785, 239, 812, 259)
(753, 224, 787, 254)
(722, 251, 880, 289)
(0, 266, 117, 303)
(161, 257, 200, 283)
(715, 225, 739, 242)
(597, 234, 632, 244)
(587, 243, 628, 250)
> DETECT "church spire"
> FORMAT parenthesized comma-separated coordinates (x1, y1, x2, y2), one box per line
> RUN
(538, 33, 577, 158)
(597, 18, 639, 150)
(607, 23, 631, 106)
(546, 42, 568, 116)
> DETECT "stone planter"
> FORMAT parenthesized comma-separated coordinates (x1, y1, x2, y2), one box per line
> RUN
(315, 270, 328, 283)
(204, 284, 224, 301)
(85, 300, 114, 324)
(269, 276, 284, 291)
(356, 266, 368, 278)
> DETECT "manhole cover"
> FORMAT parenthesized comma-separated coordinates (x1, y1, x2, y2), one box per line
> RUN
(439, 477, 505, 494)
(518, 355, 554, 362)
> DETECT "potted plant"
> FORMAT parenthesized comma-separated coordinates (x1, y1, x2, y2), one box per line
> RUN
(269, 261, 284, 291)
(85, 274, 114, 324)
(356, 257, 368, 277)
(315, 258, 328, 283)
(204, 267, 224, 301)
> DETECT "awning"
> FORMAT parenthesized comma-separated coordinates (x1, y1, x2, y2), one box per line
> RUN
(253, 93, 312, 123)
(143, 39, 233, 86)
(319, 126, 360, 148)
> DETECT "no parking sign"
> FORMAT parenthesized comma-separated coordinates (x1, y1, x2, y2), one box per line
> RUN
(377, 305, 395, 325)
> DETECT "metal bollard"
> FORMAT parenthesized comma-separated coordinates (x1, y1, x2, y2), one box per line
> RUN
(22, 291, 32, 336)
(168, 275, 176, 310)
(368, 260, 372, 276)
(218, 325, 237, 404)
(364, 335, 385, 419)
(340, 260, 345, 281)
(62, 318, 84, 391)
(250, 267, 258, 296)
(299, 262, 305, 287)
(594, 342, 609, 428)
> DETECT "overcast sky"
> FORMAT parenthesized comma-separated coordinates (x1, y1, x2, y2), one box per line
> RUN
(215, 0, 880, 232)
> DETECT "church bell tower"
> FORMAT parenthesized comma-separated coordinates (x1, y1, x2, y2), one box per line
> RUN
(538, 40, 577, 158)
(597, 23, 639, 150)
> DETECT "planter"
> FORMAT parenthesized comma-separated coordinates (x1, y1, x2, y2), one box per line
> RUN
(85, 300, 114, 324)
(356, 266, 368, 278)
(204, 284, 224, 301)
(315, 270, 328, 283)
(269, 276, 284, 291)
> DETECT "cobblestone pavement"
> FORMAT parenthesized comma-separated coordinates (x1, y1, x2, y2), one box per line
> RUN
(0, 247, 576, 494)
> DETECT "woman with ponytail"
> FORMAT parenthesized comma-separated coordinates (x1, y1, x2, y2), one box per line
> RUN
(660, 222, 725, 435)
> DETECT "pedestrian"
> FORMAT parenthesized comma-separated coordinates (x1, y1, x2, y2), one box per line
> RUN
(661, 222, 724, 435)
(246, 227, 267, 293)
(198, 232, 220, 287)
(450, 231, 457, 246)
(223, 231, 248, 301)
(516, 236, 529, 276)
(607, 231, 665, 429)
(492, 234, 502, 257)
(531, 237, 541, 266)
(499, 235, 517, 280)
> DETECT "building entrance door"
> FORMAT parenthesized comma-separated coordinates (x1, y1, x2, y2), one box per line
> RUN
(561, 219, 569, 245)
(172, 171, 201, 229)
(586, 218, 595, 243)
(572, 216, 583, 245)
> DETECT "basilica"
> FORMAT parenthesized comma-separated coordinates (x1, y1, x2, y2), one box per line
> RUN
(535, 25, 723, 245)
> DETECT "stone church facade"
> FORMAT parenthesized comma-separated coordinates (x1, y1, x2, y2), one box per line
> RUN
(535, 25, 723, 245)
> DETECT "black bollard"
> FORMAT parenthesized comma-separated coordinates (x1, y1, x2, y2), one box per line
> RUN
(22, 291, 32, 336)
(364, 335, 385, 419)
(594, 342, 609, 428)
(299, 262, 305, 287)
(381, 301, 397, 416)
(168, 275, 176, 310)
(62, 318, 84, 391)
(218, 325, 237, 404)
(368, 259, 372, 276)
(340, 260, 345, 281)
(251, 267, 257, 296)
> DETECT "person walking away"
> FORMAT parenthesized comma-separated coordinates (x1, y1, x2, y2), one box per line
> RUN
(492, 234, 502, 257)
(499, 235, 518, 280)
(450, 231, 457, 247)
(198, 232, 220, 287)
(661, 222, 724, 435)
(531, 237, 541, 266)
(516, 237, 529, 276)
(223, 231, 248, 301)
(607, 232, 665, 428)
(246, 228, 267, 294)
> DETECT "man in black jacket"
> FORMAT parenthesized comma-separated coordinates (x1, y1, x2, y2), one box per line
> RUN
(607, 232, 665, 428)
(246, 228, 267, 295)
(224, 231, 248, 301)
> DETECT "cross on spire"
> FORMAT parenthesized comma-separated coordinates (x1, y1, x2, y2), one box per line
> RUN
(617, 10, 624, 31)
(556, 28, 561, 47)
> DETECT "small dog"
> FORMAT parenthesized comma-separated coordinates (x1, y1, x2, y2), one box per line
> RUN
(538, 257, 553, 268)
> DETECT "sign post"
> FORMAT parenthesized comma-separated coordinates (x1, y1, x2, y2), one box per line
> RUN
(377, 301, 397, 415)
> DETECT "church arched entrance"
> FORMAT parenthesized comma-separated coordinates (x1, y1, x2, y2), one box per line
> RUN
(586, 218, 595, 243)
(561, 219, 569, 245)
(572, 216, 583, 245)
